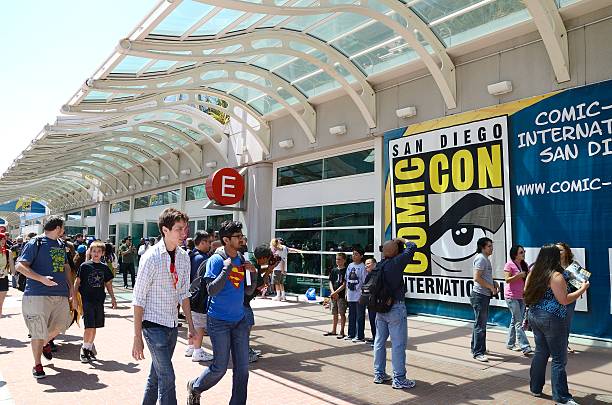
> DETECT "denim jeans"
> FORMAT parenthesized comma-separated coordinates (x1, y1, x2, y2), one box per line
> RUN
(368, 308, 377, 340)
(193, 315, 250, 405)
(373, 303, 408, 383)
(347, 301, 366, 339)
(142, 324, 178, 405)
(470, 291, 490, 357)
(122, 262, 136, 287)
(528, 307, 572, 403)
(506, 298, 531, 351)
(566, 301, 576, 341)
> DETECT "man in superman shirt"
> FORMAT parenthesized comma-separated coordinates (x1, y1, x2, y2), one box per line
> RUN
(187, 220, 257, 405)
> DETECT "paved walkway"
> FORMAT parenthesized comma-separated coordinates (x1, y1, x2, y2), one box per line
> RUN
(1, 284, 611, 405)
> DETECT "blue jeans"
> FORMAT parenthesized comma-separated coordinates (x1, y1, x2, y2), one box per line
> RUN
(528, 308, 572, 403)
(566, 301, 576, 342)
(373, 303, 408, 383)
(193, 315, 250, 405)
(142, 324, 178, 405)
(347, 301, 366, 339)
(506, 299, 531, 351)
(470, 291, 490, 357)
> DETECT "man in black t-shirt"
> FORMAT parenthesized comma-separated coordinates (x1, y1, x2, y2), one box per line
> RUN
(74, 241, 116, 363)
(325, 252, 348, 338)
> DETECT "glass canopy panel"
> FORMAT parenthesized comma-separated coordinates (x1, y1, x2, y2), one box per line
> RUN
(259, 15, 291, 28)
(332, 21, 398, 58)
(201, 70, 228, 81)
(428, 0, 529, 47)
(84, 91, 114, 101)
(166, 123, 206, 141)
(249, 96, 284, 115)
(352, 39, 419, 75)
(112, 56, 153, 74)
(81, 160, 121, 174)
(557, 0, 581, 6)
(294, 71, 341, 97)
(74, 166, 106, 179)
(309, 13, 371, 42)
(209, 82, 240, 93)
(230, 86, 265, 103)
(91, 153, 133, 169)
(410, 0, 483, 23)
(231, 13, 266, 32)
(251, 54, 295, 72)
(152, 2, 215, 36)
(274, 59, 321, 82)
(192, 9, 246, 36)
(216, 45, 243, 55)
(283, 14, 333, 31)
(147, 124, 191, 146)
(145, 60, 177, 74)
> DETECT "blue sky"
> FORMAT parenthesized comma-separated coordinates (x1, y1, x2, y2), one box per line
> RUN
(0, 0, 158, 175)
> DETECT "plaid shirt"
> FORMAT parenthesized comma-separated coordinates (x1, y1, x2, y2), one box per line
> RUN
(132, 239, 190, 328)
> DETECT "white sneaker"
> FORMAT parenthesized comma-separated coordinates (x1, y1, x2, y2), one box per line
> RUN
(474, 354, 489, 362)
(185, 346, 194, 357)
(192, 350, 214, 362)
(273, 296, 281, 301)
(556, 400, 579, 405)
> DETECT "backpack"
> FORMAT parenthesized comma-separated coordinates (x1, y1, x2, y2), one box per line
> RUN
(363, 265, 394, 313)
(347, 267, 359, 291)
(189, 251, 228, 314)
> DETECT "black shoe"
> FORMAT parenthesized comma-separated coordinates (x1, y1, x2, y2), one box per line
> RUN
(80, 348, 91, 363)
(42, 344, 53, 360)
(187, 379, 201, 405)
(178, 313, 186, 320)
(87, 348, 97, 361)
(32, 364, 46, 379)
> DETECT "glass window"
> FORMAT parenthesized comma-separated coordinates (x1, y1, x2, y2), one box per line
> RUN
(188, 221, 196, 239)
(276, 230, 321, 251)
(118, 224, 130, 243)
(132, 223, 144, 245)
(147, 222, 160, 238)
(109, 225, 116, 235)
(87, 227, 96, 237)
(66, 211, 81, 221)
(134, 190, 180, 209)
(286, 253, 322, 276)
(322, 228, 374, 253)
(83, 207, 97, 217)
(196, 220, 207, 231)
(323, 149, 374, 179)
(134, 196, 149, 209)
(186, 184, 207, 201)
(284, 274, 323, 296)
(277, 160, 323, 186)
(322, 202, 374, 227)
(110, 200, 130, 213)
(276, 206, 322, 229)
(207, 214, 233, 233)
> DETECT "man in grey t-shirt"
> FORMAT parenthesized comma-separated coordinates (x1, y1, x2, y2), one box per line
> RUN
(470, 237, 499, 362)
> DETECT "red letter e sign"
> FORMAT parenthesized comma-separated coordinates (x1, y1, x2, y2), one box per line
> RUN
(205, 168, 245, 206)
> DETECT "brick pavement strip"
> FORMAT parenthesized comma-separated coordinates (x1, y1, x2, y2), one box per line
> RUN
(1, 287, 612, 405)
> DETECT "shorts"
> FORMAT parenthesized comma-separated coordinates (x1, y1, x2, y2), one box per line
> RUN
(82, 301, 105, 329)
(192, 311, 207, 330)
(272, 271, 285, 285)
(244, 305, 255, 327)
(0, 277, 8, 292)
(331, 297, 347, 315)
(22, 295, 71, 340)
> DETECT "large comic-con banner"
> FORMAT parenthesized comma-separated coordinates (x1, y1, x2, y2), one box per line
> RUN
(384, 79, 612, 339)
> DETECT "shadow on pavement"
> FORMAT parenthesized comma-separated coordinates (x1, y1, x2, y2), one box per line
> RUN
(37, 364, 108, 393)
(90, 360, 140, 373)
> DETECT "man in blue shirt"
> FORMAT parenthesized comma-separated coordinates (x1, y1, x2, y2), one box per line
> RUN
(16, 215, 74, 379)
(187, 220, 257, 405)
(372, 238, 417, 390)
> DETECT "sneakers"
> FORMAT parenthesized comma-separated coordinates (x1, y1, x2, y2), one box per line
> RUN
(557, 399, 579, 405)
(522, 348, 534, 356)
(343, 336, 354, 341)
(248, 351, 259, 363)
(187, 379, 201, 405)
(49, 340, 57, 352)
(392, 379, 416, 389)
(373, 374, 392, 384)
(336, 334, 346, 339)
(531, 391, 542, 397)
(42, 344, 53, 360)
(32, 364, 46, 379)
(252, 349, 262, 357)
(474, 354, 489, 362)
(80, 348, 91, 363)
(192, 350, 214, 362)
(185, 345, 194, 357)
(352, 338, 366, 343)
(88, 348, 97, 361)
(507, 345, 522, 352)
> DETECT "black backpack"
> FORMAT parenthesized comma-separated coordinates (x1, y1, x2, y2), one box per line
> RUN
(347, 267, 359, 291)
(363, 264, 394, 313)
(189, 251, 228, 314)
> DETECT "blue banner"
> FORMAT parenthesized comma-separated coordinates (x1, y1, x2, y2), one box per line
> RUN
(0, 199, 46, 214)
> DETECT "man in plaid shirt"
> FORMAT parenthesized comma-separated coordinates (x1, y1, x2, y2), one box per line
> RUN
(132, 208, 196, 405)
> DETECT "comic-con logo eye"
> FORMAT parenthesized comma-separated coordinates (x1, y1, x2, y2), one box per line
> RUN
(429, 193, 504, 265)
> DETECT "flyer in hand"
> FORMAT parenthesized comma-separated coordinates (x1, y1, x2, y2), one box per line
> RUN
(565, 262, 591, 291)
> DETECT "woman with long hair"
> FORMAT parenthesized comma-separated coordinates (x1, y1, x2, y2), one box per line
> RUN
(0, 233, 16, 335)
(556, 242, 581, 353)
(504, 245, 532, 354)
(524, 244, 588, 405)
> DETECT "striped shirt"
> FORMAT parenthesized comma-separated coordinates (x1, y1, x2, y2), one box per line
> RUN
(132, 239, 190, 328)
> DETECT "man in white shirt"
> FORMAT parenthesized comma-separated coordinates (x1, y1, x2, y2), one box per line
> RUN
(132, 208, 196, 405)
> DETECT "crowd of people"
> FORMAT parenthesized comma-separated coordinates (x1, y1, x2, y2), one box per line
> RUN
(0, 211, 589, 405)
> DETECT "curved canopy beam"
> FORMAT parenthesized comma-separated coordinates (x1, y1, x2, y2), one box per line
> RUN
(118, 30, 376, 128)
(523, 0, 570, 83)
(88, 62, 317, 143)
(191, 0, 456, 109)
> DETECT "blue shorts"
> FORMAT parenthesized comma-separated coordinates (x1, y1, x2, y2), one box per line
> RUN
(244, 305, 255, 327)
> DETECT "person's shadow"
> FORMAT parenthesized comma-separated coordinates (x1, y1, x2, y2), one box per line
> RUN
(36, 364, 108, 392)
(89, 360, 140, 373)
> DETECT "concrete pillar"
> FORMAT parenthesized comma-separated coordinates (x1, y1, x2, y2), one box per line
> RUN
(96, 201, 110, 241)
(239, 162, 273, 250)
(373, 135, 384, 262)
